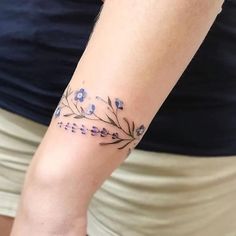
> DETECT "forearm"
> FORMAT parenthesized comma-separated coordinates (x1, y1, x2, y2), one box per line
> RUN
(11, 0, 224, 235)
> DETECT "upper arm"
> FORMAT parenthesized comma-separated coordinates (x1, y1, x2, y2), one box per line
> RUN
(67, 0, 224, 139)
(15, 0, 225, 229)
(38, 0, 224, 196)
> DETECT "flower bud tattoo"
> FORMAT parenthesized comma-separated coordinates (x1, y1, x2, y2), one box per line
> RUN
(54, 85, 146, 151)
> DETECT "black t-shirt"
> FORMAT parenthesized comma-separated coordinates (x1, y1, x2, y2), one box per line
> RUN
(0, 0, 235, 156)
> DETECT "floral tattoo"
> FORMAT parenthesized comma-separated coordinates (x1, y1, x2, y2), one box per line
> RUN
(54, 85, 146, 150)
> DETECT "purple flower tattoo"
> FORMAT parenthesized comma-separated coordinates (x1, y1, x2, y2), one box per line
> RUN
(100, 128, 109, 137)
(91, 126, 100, 136)
(80, 124, 87, 134)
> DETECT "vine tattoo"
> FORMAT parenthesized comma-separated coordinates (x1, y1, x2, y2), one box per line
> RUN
(54, 84, 146, 150)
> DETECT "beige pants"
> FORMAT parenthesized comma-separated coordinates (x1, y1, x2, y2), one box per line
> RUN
(88, 150, 236, 236)
(1, 108, 236, 235)
(0, 108, 47, 217)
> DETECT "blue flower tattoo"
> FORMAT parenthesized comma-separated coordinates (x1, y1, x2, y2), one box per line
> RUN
(54, 106, 61, 118)
(86, 104, 96, 115)
(74, 88, 87, 102)
(115, 98, 124, 110)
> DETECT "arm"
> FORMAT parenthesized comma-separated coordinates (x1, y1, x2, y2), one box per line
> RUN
(11, 0, 224, 235)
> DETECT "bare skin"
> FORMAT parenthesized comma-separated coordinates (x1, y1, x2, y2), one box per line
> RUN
(0, 216, 14, 236)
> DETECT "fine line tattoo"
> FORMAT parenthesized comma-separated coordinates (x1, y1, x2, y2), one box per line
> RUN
(54, 85, 146, 150)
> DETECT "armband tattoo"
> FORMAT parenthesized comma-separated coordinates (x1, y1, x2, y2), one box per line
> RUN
(54, 84, 146, 151)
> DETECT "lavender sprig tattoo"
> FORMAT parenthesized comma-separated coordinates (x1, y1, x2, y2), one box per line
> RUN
(54, 85, 146, 150)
